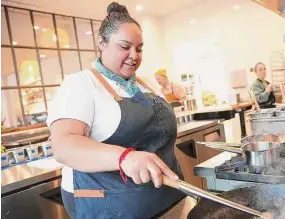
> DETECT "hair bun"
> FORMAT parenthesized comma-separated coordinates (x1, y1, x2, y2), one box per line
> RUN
(107, 2, 129, 15)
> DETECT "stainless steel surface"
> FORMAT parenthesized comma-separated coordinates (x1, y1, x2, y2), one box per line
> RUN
(204, 141, 280, 167)
(183, 99, 197, 111)
(251, 117, 285, 134)
(1, 127, 49, 142)
(1, 153, 9, 167)
(1, 157, 62, 194)
(2, 141, 20, 148)
(177, 120, 220, 137)
(2, 178, 70, 219)
(178, 181, 267, 218)
(241, 133, 280, 144)
(26, 146, 39, 160)
(243, 142, 280, 167)
(197, 141, 242, 147)
(8, 148, 26, 164)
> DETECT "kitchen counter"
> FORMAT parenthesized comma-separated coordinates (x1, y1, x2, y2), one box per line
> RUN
(159, 196, 197, 219)
(193, 152, 265, 191)
(231, 102, 253, 110)
(2, 120, 221, 195)
(177, 120, 220, 137)
(1, 157, 63, 195)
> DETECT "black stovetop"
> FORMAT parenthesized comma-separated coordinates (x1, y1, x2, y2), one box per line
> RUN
(215, 155, 285, 184)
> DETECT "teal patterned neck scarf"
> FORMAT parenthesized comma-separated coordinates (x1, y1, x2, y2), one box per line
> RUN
(94, 58, 141, 96)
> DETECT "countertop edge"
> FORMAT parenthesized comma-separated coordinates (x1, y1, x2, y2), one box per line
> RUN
(177, 120, 220, 137)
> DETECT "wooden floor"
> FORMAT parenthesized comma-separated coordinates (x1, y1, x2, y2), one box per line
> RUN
(159, 197, 197, 219)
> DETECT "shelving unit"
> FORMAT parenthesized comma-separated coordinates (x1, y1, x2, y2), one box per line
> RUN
(270, 50, 285, 97)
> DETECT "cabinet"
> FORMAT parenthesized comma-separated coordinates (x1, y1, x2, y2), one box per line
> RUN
(175, 123, 225, 190)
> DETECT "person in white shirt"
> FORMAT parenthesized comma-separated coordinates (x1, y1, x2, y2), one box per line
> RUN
(47, 2, 184, 219)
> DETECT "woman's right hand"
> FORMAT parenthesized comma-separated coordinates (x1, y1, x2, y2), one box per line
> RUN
(120, 151, 179, 188)
(266, 84, 273, 93)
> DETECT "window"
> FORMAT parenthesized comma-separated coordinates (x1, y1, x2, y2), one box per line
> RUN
(1, 5, 101, 129)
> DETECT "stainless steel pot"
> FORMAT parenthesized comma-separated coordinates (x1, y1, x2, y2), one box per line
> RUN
(250, 117, 285, 134)
(243, 142, 281, 167)
(205, 141, 281, 167)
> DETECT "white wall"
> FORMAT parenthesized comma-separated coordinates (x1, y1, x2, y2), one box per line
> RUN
(162, 0, 285, 102)
(135, 15, 166, 90)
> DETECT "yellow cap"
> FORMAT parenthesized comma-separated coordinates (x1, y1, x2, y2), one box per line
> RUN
(155, 69, 167, 78)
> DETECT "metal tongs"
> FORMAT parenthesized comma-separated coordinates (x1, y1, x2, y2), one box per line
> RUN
(163, 175, 273, 219)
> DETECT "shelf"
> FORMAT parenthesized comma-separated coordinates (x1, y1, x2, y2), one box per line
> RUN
(23, 100, 44, 106)
(21, 90, 43, 97)
(23, 79, 41, 86)
(272, 68, 285, 72)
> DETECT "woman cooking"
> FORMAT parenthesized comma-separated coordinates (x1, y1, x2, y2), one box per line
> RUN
(251, 62, 276, 109)
(47, 2, 184, 219)
(155, 69, 186, 106)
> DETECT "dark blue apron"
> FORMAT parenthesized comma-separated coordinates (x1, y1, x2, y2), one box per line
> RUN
(73, 69, 185, 219)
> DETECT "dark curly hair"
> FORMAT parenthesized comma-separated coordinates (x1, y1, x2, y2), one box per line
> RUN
(99, 2, 141, 43)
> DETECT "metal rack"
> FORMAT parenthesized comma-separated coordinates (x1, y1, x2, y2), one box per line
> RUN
(270, 50, 285, 98)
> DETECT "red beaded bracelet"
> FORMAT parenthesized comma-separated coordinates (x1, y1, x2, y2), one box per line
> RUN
(119, 147, 136, 184)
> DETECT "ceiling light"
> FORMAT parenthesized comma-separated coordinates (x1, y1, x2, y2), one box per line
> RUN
(136, 5, 143, 11)
(12, 41, 18, 45)
(85, 31, 92, 35)
(40, 54, 46, 58)
(232, 5, 241, 10)
(34, 25, 40, 30)
(64, 44, 70, 48)
(189, 19, 197, 24)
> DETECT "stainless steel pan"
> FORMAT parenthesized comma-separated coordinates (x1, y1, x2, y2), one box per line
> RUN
(203, 141, 280, 167)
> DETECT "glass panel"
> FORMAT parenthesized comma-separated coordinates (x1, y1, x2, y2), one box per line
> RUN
(15, 49, 41, 86)
(45, 87, 59, 109)
(80, 52, 96, 70)
(92, 20, 101, 50)
(39, 50, 62, 84)
(21, 87, 46, 117)
(2, 7, 10, 45)
(55, 15, 77, 48)
(1, 48, 17, 86)
(33, 12, 56, 48)
(1, 89, 24, 129)
(76, 18, 94, 50)
(8, 8, 35, 46)
(61, 51, 80, 74)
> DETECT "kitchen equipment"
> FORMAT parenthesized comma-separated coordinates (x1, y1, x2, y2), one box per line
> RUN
(38, 141, 53, 157)
(8, 148, 26, 164)
(184, 99, 197, 111)
(214, 154, 285, 183)
(25, 145, 39, 160)
(248, 107, 285, 134)
(187, 184, 285, 219)
(199, 133, 280, 148)
(1, 153, 9, 167)
(250, 117, 285, 134)
(250, 91, 261, 112)
(176, 113, 194, 125)
(162, 176, 271, 219)
(1, 134, 49, 149)
(205, 142, 280, 167)
(2, 141, 20, 149)
(197, 142, 242, 148)
(241, 133, 280, 144)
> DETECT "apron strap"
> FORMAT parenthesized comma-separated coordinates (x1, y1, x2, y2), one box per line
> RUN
(136, 77, 157, 95)
(90, 68, 123, 102)
(90, 68, 157, 100)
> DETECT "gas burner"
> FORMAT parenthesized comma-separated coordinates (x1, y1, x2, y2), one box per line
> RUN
(215, 155, 285, 184)
(215, 155, 245, 172)
(248, 165, 263, 174)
